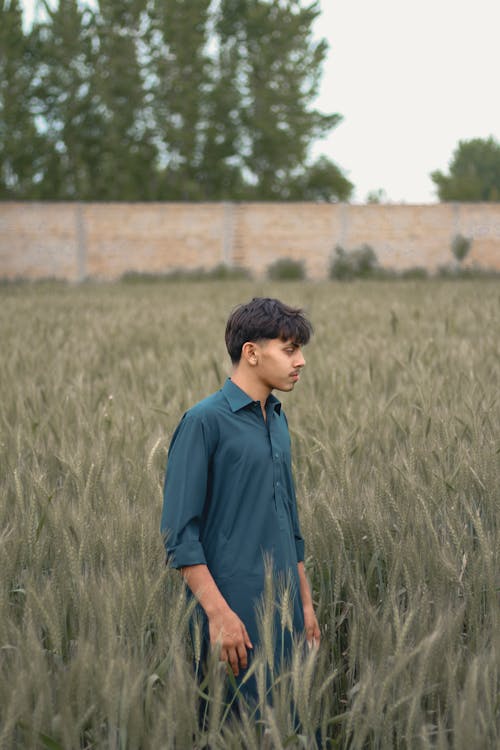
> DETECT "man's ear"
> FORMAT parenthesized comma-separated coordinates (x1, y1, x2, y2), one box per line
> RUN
(241, 341, 258, 365)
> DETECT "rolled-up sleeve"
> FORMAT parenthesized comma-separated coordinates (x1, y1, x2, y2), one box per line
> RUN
(161, 412, 212, 568)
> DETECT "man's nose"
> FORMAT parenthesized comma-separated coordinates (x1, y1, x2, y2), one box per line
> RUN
(294, 350, 306, 368)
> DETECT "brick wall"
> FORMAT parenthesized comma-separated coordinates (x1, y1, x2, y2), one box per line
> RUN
(1, 201, 499, 280)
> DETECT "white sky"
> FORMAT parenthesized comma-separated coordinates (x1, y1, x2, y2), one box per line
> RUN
(22, 0, 500, 203)
(313, 0, 500, 202)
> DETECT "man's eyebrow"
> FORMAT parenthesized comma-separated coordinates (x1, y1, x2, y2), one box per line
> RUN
(282, 340, 299, 348)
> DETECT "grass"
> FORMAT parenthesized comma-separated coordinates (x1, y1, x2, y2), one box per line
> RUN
(0, 279, 499, 749)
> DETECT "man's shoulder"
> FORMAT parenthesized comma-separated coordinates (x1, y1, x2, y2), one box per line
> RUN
(184, 388, 228, 422)
(169, 389, 226, 450)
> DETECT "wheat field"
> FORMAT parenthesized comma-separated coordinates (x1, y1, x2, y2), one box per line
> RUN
(0, 279, 499, 749)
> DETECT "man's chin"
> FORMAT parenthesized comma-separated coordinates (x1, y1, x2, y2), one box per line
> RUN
(276, 382, 295, 392)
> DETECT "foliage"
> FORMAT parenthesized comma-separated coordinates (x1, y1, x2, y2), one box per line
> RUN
(205, 263, 253, 281)
(121, 264, 252, 283)
(398, 266, 428, 280)
(451, 233, 472, 264)
(146, 0, 214, 200)
(267, 257, 307, 280)
(431, 136, 500, 202)
(436, 264, 500, 280)
(232, 0, 342, 200)
(0, 0, 44, 197)
(289, 155, 353, 202)
(329, 244, 379, 279)
(1, 280, 499, 747)
(0, 0, 348, 201)
(365, 188, 388, 204)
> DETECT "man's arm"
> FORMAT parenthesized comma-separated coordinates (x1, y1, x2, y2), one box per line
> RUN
(297, 561, 321, 647)
(162, 415, 251, 675)
(181, 564, 253, 676)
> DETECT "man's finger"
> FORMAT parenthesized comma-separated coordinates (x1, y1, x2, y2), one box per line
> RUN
(306, 626, 318, 648)
(242, 624, 253, 649)
(227, 647, 239, 676)
(236, 642, 248, 670)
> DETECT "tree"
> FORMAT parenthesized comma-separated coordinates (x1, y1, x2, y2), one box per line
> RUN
(91, 0, 157, 200)
(288, 155, 353, 201)
(240, 0, 342, 199)
(431, 136, 500, 202)
(148, 0, 347, 201)
(147, 0, 213, 199)
(194, 0, 248, 199)
(0, 0, 43, 197)
(29, 0, 158, 200)
(366, 188, 387, 204)
(3, 0, 350, 200)
(30, 0, 104, 199)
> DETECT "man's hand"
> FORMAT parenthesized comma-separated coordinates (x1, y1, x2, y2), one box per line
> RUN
(297, 561, 321, 648)
(303, 603, 321, 649)
(181, 564, 253, 676)
(209, 608, 253, 676)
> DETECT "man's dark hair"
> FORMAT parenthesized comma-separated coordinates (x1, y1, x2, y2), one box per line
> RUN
(225, 297, 313, 364)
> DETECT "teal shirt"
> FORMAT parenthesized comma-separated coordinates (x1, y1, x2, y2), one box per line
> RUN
(161, 378, 305, 669)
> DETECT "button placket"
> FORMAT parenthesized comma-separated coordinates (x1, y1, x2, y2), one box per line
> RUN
(269, 422, 287, 530)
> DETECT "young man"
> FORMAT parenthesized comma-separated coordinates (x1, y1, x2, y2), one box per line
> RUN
(161, 297, 320, 701)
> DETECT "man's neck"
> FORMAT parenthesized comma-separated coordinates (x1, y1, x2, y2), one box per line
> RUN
(230, 371, 271, 419)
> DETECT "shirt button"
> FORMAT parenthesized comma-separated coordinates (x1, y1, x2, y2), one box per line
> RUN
(274, 453, 279, 459)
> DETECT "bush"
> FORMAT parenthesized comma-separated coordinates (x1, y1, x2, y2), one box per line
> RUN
(267, 257, 306, 281)
(451, 234, 472, 264)
(399, 266, 429, 280)
(205, 263, 252, 281)
(329, 244, 379, 280)
(436, 263, 500, 280)
(0, 276, 68, 286)
(121, 264, 251, 283)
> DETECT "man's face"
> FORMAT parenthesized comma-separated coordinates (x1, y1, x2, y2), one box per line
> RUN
(254, 338, 306, 392)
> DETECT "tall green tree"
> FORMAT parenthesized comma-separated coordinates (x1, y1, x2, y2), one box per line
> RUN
(194, 0, 248, 199)
(31, 0, 157, 200)
(147, 0, 212, 199)
(148, 0, 347, 200)
(0, 0, 42, 197)
(241, 0, 341, 199)
(431, 136, 500, 202)
(3, 0, 349, 200)
(91, 0, 157, 199)
(30, 0, 103, 199)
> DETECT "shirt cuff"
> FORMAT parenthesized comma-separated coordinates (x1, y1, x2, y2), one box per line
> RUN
(295, 538, 305, 562)
(167, 540, 207, 569)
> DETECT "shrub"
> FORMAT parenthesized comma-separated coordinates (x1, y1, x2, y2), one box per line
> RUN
(436, 263, 500, 279)
(205, 263, 252, 281)
(121, 264, 251, 283)
(267, 258, 306, 281)
(451, 234, 472, 264)
(0, 276, 68, 286)
(121, 270, 173, 283)
(399, 266, 429, 280)
(329, 244, 379, 280)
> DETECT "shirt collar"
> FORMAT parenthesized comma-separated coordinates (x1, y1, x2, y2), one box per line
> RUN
(222, 378, 282, 415)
